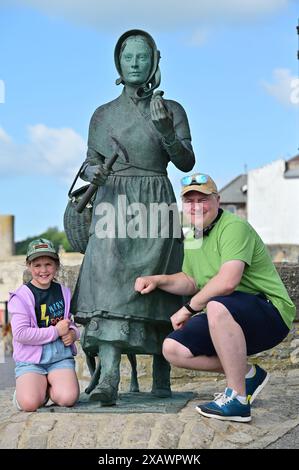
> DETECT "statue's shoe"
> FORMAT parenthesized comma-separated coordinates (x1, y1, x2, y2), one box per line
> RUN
(88, 381, 118, 406)
(151, 387, 172, 398)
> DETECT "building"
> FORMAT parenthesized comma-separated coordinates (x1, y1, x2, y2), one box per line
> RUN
(217, 155, 299, 262)
(247, 155, 299, 262)
(247, 156, 299, 245)
(219, 174, 247, 219)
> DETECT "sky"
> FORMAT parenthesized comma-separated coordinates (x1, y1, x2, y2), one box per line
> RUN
(0, 0, 298, 241)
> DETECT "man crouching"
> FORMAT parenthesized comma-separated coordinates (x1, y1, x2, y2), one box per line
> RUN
(135, 173, 295, 422)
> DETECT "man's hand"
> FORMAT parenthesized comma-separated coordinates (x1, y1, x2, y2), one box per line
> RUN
(150, 94, 175, 142)
(135, 276, 159, 295)
(61, 329, 77, 347)
(85, 164, 110, 186)
(55, 319, 71, 336)
(170, 307, 192, 330)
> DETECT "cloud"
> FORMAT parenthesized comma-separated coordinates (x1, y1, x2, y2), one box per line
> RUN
(0, 125, 86, 182)
(262, 68, 299, 107)
(0, 127, 12, 144)
(5, 0, 290, 30)
(187, 29, 209, 47)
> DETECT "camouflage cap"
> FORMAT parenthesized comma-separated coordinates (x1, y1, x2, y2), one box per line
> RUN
(26, 238, 59, 262)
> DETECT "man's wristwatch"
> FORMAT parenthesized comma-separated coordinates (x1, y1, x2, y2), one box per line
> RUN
(184, 303, 199, 315)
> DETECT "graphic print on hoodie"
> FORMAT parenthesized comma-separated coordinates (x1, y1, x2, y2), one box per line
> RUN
(26, 281, 65, 328)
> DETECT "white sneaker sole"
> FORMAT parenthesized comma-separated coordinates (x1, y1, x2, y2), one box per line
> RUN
(249, 372, 270, 404)
(12, 390, 49, 411)
(196, 406, 251, 422)
(12, 390, 22, 411)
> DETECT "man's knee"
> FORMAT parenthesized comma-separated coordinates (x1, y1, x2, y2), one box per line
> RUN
(162, 338, 193, 366)
(207, 300, 231, 328)
(163, 338, 188, 365)
(162, 338, 177, 363)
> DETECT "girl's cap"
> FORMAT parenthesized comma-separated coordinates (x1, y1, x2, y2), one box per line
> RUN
(26, 238, 59, 262)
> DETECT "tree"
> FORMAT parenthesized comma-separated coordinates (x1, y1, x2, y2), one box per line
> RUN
(15, 227, 74, 255)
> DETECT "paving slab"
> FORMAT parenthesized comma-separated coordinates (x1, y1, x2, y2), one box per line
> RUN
(37, 391, 195, 414)
(1, 369, 299, 449)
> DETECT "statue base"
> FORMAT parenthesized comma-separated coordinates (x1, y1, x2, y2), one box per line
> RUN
(37, 391, 196, 414)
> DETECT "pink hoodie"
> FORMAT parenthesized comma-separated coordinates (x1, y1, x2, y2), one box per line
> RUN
(9, 283, 80, 363)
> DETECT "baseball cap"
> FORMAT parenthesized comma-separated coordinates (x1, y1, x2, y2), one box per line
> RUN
(26, 238, 59, 262)
(181, 173, 218, 197)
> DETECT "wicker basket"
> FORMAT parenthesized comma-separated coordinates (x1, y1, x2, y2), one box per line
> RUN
(63, 185, 93, 254)
(63, 164, 94, 254)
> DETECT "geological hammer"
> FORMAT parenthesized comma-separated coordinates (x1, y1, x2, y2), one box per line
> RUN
(76, 136, 129, 213)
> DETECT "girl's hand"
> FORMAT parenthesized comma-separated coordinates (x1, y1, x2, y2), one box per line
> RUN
(55, 319, 71, 336)
(61, 329, 76, 346)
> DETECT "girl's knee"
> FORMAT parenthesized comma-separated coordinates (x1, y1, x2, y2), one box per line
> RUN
(17, 396, 43, 412)
(59, 396, 78, 407)
(50, 387, 79, 407)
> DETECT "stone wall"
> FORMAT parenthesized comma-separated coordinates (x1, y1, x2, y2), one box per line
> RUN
(275, 263, 299, 315)
(0, 256, 26, 303)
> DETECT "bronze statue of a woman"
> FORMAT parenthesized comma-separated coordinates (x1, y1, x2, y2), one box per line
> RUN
(72, 29, 195, 405)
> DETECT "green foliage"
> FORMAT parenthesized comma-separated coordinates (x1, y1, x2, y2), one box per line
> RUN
(15, 227, 74, 255)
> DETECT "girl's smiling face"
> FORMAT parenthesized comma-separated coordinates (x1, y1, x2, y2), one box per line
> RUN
(28, 256, 58, 289)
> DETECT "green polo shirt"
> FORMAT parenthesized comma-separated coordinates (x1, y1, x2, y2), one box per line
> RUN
(183, 210, 296, 329)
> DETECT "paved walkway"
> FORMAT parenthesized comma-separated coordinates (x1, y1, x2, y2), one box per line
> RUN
(0, 368, 298, 449)
(0, 356, 15, 390)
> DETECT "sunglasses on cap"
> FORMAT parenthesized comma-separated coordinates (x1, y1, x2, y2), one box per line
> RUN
(181, 174, 208, 187)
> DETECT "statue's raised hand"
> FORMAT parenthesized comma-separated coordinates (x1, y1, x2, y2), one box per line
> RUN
(84, 164, 110, 186)
(150, 93, 175, 143)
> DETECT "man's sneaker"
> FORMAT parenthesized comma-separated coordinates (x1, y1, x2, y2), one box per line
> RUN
(12, 390, 22, 411)
(246, 365, 269, 403)
(196, 388, 251, 423)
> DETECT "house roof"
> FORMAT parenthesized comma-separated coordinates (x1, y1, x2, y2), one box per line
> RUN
(284, 168, 299, 178)
(285, 153, 299, 178)
(219, 174, 247, 204)
(287, 154, 299, 165)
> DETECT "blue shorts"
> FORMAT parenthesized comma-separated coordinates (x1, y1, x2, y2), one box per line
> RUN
(167, 291, 289, 357)
(15, 339, 75, 378)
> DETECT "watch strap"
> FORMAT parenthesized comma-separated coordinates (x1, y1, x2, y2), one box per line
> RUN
(184, 303, 198, 315)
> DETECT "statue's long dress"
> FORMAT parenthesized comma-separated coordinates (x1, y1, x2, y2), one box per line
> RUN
(72, 90, 195, 354)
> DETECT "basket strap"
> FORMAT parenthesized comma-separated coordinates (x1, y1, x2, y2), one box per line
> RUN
(68, 163, 85, 198)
